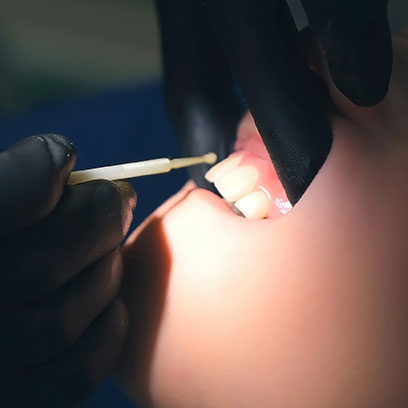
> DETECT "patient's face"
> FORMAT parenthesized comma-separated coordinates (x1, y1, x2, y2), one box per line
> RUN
(116, 36, 408, 408)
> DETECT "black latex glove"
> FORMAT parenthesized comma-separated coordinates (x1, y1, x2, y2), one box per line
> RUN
(156, 0, 392, 204)
(0, 135, 136, 407)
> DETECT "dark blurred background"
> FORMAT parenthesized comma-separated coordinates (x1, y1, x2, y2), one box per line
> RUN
(0, 0, 161, 115)
(0, 0, 407, 407)
(1, 0, 407, 116)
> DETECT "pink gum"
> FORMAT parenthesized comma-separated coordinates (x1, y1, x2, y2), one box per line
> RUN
(229, 151, 292, 218)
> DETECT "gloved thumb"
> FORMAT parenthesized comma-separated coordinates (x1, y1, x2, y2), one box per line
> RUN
(0, 134, 76, 240)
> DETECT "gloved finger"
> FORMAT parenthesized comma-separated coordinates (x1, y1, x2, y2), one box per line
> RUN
(301, 0, 392, 107)
(300, 26, 386, 125)
(156, 0, 244, 189)
(0, 250, 124, 371)
(2, 299, 128, 408)
(0, 134, 76, 241)
(205, 0, 332, 204)
(0, 180, 136, 308)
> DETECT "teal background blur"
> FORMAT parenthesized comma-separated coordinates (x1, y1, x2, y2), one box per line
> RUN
(0, 0, 161, 115)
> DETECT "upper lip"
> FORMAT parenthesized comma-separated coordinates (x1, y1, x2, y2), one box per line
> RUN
(234, 113, 272, 163)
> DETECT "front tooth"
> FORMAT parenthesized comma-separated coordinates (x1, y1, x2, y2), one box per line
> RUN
(234, 191, 269, 219)
(214, 165, 258, 202)
(205, 155, 243, 183)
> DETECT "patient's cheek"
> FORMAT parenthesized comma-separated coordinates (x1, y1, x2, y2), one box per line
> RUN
(117, 123, 408, 407)
(116, 39, 408, 406)
(149, 170, 408, 407)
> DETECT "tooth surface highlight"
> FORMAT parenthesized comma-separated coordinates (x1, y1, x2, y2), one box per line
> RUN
(214, 165, 258, 202)
(204, 155, 243, 183)
(234, 190, 269, 219)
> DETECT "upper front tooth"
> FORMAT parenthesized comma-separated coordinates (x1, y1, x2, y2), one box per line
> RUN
(205, 155, 243, 183)
(234, 190, 269, 219)
(214, 165, 258, 202)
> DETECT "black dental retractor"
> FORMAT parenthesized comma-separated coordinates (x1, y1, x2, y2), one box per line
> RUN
(155, 0, 392, 205)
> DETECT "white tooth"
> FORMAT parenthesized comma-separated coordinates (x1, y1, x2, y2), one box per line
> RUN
(204, 155, 243, 183)
(234, 191, 269, 219)
(214, 165, 258, 202)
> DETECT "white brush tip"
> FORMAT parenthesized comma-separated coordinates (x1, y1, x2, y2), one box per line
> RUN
(204, 152, 217, 165)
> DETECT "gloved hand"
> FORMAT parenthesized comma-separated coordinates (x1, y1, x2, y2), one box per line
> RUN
(0, 135, 136, 407)
(155, 0, 392, 204)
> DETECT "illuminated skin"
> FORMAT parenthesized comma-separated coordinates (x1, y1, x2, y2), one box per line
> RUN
(116, 34, 408, 407)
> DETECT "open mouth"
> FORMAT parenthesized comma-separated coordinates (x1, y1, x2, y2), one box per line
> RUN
(205, 112, 292, 219)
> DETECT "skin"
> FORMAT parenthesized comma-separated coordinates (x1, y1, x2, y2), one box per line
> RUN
(116, 34, 408, 408)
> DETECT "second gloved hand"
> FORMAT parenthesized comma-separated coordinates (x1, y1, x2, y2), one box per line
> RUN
(155, 0, 392, 204)
(0, 135, 136, 408)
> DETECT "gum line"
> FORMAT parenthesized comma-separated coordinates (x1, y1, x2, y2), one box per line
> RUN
(220, 151, 291, 219)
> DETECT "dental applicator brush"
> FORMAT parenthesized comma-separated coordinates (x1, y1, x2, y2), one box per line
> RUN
(68, 152, 218, 185)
